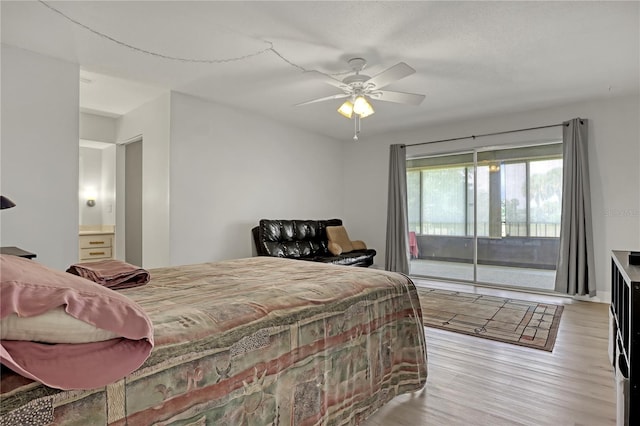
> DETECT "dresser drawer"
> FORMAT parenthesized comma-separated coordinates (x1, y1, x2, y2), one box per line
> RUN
(79, 235, 113, 249)
(80, 247, 113, 261)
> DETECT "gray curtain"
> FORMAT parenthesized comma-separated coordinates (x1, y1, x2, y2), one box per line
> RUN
(555, 118, 596, 296)
(385, 144, 410, 274)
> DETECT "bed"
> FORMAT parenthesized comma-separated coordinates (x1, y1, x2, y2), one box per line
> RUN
(0, 256, 427, 425)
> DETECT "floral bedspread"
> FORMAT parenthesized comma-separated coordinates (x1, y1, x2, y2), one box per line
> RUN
(0, 257, 427, 425)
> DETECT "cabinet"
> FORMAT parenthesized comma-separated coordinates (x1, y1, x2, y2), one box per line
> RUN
(79, 226, 114, 262)
(611, 250, 640, 425)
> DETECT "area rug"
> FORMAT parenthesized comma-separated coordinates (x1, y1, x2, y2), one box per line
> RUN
(416, 287, 563, 351)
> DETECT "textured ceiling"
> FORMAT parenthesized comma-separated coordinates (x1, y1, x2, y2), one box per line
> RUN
(2, 1, 639, 141)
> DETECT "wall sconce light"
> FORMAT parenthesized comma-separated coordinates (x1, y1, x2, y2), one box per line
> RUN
(489, 164, 501, 173)
(85, 188, 97, 207)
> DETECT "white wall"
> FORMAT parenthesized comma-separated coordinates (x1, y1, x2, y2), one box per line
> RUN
(169, 92, 345, 265)
(115, 93, 171, 269)
(79, 112, 117, 143)
(342, 93, 640, 301)
(0, 44, 80, 269)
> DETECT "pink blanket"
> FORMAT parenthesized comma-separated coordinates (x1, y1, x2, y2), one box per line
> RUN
(66, 259, 150, 290)
(1, 255, 154, 390)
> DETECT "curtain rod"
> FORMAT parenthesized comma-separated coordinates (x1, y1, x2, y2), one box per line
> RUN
(403, 122, 566, 148)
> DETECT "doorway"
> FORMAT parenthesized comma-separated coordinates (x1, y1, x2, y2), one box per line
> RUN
(78, 138, 143, 266)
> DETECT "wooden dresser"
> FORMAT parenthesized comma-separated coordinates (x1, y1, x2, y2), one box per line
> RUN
(79, 225, 115, 262)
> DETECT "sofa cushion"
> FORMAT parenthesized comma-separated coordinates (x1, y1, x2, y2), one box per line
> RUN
(312, 250, 377, 267)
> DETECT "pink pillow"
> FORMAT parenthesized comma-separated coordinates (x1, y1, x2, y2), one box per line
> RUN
(0, 255, 154, 390)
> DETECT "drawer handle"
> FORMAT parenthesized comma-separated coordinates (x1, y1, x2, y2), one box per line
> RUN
(89, 241, 105, 245)
(89, 252, 106, 256)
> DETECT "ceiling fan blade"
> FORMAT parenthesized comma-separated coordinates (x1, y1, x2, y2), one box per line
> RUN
(305, 70, 347, 89)
(296, 93, 349, 106)
(365, 62, 416, 89)
(372, 90, 425, 105)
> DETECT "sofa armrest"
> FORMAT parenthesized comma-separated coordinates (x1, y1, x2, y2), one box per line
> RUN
(251, 226, 267, 255)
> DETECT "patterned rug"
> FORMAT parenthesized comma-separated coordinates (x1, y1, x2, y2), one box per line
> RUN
(416, 287, 563, 351)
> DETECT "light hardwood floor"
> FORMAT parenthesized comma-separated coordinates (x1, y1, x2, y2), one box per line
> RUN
(364, 281, 616, 426)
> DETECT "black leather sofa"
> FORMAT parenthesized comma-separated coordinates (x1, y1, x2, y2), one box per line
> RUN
(252, 219, 376, 267)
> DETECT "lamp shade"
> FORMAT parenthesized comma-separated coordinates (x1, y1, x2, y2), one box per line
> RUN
(353, 96, 375, 118)
(337, 100, 354, 118)
(0, 196, 16, 210)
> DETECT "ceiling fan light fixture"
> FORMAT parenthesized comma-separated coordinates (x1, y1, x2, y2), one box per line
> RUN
(297, 57, 424, 138)
(337, 100, 354, 118)
(353, 96, 374, 118)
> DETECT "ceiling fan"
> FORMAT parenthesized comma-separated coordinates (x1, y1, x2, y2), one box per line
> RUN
(297, 58, 425, 139)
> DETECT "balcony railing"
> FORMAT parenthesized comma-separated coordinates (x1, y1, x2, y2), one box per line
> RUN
(409, 222, 561, 238)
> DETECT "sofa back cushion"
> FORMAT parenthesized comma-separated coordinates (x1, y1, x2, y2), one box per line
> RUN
(256, 219, 342, 258)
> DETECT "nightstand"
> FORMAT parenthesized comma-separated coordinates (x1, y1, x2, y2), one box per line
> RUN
(79, 229, 114, 262)
(0, 246, 37, 259)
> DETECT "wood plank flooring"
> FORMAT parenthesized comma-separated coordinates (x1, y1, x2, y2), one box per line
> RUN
(364, 281, 616, 426)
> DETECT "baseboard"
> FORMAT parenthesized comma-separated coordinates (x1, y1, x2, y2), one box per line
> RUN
(411, 275, 610, 305)
(574, 290, 610, 304)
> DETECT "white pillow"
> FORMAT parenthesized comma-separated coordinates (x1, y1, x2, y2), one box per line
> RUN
(1, 306, 120, 343)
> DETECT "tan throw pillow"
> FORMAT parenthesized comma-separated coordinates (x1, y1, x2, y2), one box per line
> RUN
(326, 226, 354, 253)
(351, 240, 367, 250)
(328, 241, 343, 256)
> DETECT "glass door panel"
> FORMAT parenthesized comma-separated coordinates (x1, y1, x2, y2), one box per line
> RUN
(408, 153, 474, 281)
(475, 147, 559, 290)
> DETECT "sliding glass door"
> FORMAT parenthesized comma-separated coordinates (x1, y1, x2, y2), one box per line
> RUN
(408, 143, 562, 292)
(408, 153, 475, 281)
